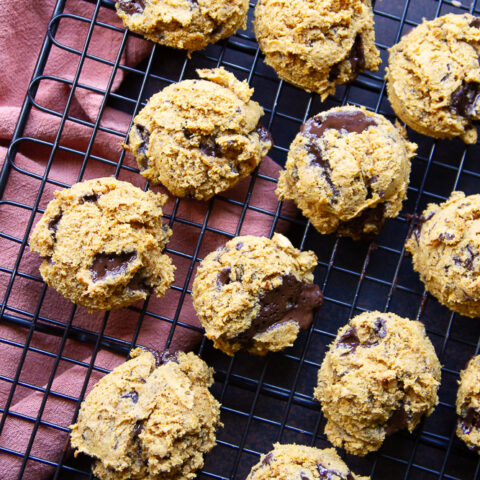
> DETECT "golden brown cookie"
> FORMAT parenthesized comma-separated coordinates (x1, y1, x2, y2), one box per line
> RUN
(405, 192, 480, 318)
(70, 348, 222, 480)
(314, 311, 441, 456)
(29, 177, 174, 311)
(276, 106, 416, 240)
(254, 0, 380, 98)
(456, 354, 480, 452)
(115, 0, 249, 53)
(192, 233, 323, 356)
(246, 443, 369, 480)
(387, 14, 480, 144)
(126, 67, 272, 200)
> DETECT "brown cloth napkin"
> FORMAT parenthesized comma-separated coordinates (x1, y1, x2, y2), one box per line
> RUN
(0, 1, 292, 479)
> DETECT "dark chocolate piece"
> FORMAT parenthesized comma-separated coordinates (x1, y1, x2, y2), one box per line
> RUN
(410, 211, 436, 244)
(135, 123, 150, 156)
(81, 193, 98, 203)
(349, 34, 365, 74)
(337, 203, 386, 240)
(147, 349, 179, 368)
(121, 391, 139, 403)
(90, 251, 137, 282)
(317, 464, 355, 480)
(386, 405, 409, 436)
(470, 18, 480, 28)
(133, 420, 143, 437)
(451, 82, 480, 118)
(261, 452, 274, 466)
(128, 271, 153, 294)
(337, 327, 360, 354)
(255, 124, 273, 145)
(300, 473, 310, 480)
(373, 317, 387, 338)
(217, 267, 232, 286)
(465, 245, 478, 271)
(48, 212, 62, 239)
(117, 0, 145, 15)
(305, 141, 339, 197)
(460, 407, 480, 435)
(329, 63, 341, 82)
(231, 275, 323, 347)
(199, 137, 222, 157)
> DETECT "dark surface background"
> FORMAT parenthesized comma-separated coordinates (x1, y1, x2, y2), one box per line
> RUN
(2, 0, 480, 479)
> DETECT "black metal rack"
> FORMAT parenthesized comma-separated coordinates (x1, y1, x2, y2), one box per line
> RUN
(2, 0, 480, 479)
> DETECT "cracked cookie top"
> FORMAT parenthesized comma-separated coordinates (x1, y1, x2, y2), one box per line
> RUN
(276, 106, 416, 240)
(29, 177, 175, 311)
(314, 311, 441, 456)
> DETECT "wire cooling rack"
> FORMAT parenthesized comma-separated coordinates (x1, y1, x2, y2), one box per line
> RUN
(2, 0, 480, 479)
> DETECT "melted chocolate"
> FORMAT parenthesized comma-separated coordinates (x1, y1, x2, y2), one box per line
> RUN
(48, 212, 62, 239)
(410, 211, 435, 243)
(470, 18, 480, 28)
(373, 317, 387, 338)
(135, 123, 150, 158)
(149, 349, 179, 368)
(81, 193, 98, 203)
(217, 267, 232, 286)
(90, 251, 137, 282)
(317, 464, 355, 480)
(121, 391, 139, 403)
(255, 124, 273, 145)
(337, 203, 386, 240)
(261, 452, 274, 466)
(305, 141, 339, 196)
(460, 407, 480, 434)
(231, 275, 323, 347)
(451, 82, 480, 117)
(128, 271, 153, 294)
(118, 0, 145, 15)
(349, 34, 365, 74)
(199, 137, 222, 157)
(337, 327, 360, 354)
(465, 245, 478, 271)
(133, 420, 143, 437)
(300, 473, 310, 480)
(386, 405, 409, 436)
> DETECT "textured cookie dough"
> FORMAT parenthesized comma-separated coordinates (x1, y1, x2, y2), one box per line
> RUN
(315, 311, 441, 456)
(70, 348, 221, 480)
(254, 0, 380, 99)
(192, 233, 323, 356)
(386, 14, 480, 144)
(276, 106, 416, 240)
(456, 354, 480, 452)
(126, 67, 272, 200)
(29, 177, 175, 311)
(246, 443, 369, 480)
(115, 0, 248, 53)
(405, 192, 480, 318)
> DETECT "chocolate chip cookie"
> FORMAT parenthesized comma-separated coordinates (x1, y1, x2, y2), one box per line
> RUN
(115, 0, 248, 53)
(254, 0, 380, 99)
(405, 192, 480, 318)
(70, 348, 221, 480)
(192, 233, 323, 356)
(456, 354, 480, 452)
(276, 106, 416, 240)
(246, 443, 368, 480)
(314, 311, 441, 456)
(29, 177, 175, 311)
(387, 13, 480, 144)
(126, 67, 272, 200)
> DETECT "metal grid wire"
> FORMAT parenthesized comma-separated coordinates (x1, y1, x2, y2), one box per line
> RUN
(2, 0, 480, 478)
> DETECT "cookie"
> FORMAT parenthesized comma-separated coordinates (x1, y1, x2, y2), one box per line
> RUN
(29, 177, 174, 311)
(254, 0, 380, 99)
(314, 311, 441, 456)
(386, 13, 480, 144)
(405, 192, 480, 318)
(192, 233, 323, 356)
(115, 0, 248, 53)
(276, 106, 416, 240)
(456, 354, 480, 452)
(126, 67, 272, 200)
(246, 443, 368, 480)
(70, 349, 221, 480)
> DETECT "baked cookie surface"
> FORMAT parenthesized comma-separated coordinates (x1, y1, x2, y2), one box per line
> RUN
(29, 177, 174, 311)
(192, 233, 323, 356)
(115, 0, 248, 53)
(246, 443, 369, 480)
(405, 192, 480, 318)
(127, 67, 272, 200)
(276, 106, 416, 240)
(254, 0, 380, 98)
(70, 349, 221, 480)
(314, 311, 441, 456)
(456, 354, 480, 452)
(387, 13, 480, 144)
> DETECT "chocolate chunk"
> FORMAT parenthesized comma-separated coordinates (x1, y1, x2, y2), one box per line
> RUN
(337, 327, 360, 354)
(451, 82, 480, 117)
(48, 212, 62, 239)
(301, 110, 377, 138)
(117, 0, 145, 15)
(128, 271, 153, 294)
(349, 34, 365, 74)
(147, 349, 178, 367)
(261, 452, 274, 466)
(199, 137, 222, 157)
(410, 211, 435, 244)
(438, 232, 455, 241)
(460, 407, 480, 434)
(317, 464, 354, 480)
(386, 405, 409, 436)
(231, 275, 323, 347)
(337, 203, 386, 240)
(470, 18, 480, 28)
(373, 317, 387, 338)
(465, 245, 477, 271)
(305, 141, 339, 197)
(81, 193, 98, 203)
(121, 391, 138, 403)
(217, 267, 232, 286)
(235, 241, 244, 250)
(329, 63, 341, 82)
(90, 251, 137, 282)
(135, 124, 150, 155)
(133, 420, 143, 437)
(255, 124, 273, 145)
